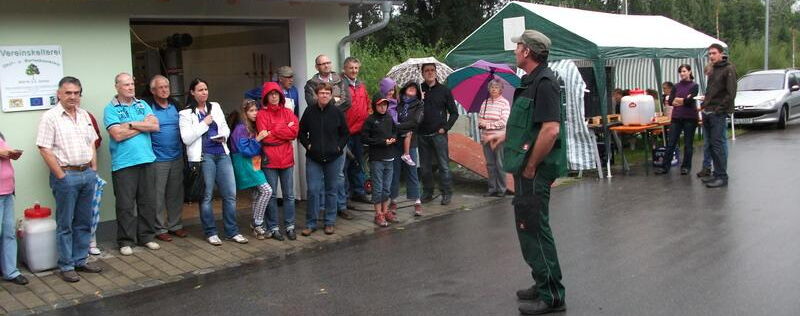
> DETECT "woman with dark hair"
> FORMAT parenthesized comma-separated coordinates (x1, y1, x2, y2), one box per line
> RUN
(656, 64, 699, 175)
(230, 99, 273, 240)
(179, 78, 248, 245)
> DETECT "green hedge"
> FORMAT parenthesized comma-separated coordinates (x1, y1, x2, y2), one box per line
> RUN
(350, 40, 452, 96)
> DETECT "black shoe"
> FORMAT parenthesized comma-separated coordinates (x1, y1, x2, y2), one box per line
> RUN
(654, 168, 668, 175)
(75, 262, 103, 273)
(680, 168, 689, 175)
(269, 229, 285, 241)
(440, 194, 452, 205)
(421, 195, 434, 203)
(701, 175, 716, 183)
(337, 209, 355, 220)
(495, 192, 507, 198)
(59, 270, 80, 283)
(8, 275, 28, 285)
(518, 299, 566, 315)
(483, 192, 496, 197)
(350, 194, 371, 204)
(516, 285, 539, 300)
(706, 178, 728, 188)
(286, 228, 297, 240)
(696, 167, 711, 178)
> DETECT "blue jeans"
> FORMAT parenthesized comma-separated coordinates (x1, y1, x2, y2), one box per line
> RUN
(370, 160, 394, 204)
(703, 121, 728, 169)
(50, 169, 96, 271)
(390, 145, 421, 200)
(703, 113, 729, 180)
(201, 153, 240, 238)
(0, 195, 21, 279)
(306, 154, 345, 229)
(346, 135, 367, 197)
(418, 133, 453, 196)
(264, 167, 296, 231)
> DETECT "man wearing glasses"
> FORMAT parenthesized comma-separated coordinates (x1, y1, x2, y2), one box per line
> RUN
(303, 55, 350, 111)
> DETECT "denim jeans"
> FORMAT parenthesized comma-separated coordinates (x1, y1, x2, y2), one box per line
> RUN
(370, 160, 394, 204)
(264, 167, 296, 231)
(418, 133, 453, 196)
(703, 121, 728, 169)
(305, 154, 345, 229)
(345, 135, 367, 197)
(50, 168, 96, 271)
(665, 118, 698, 171)
(703, 113, 729, 180)
(201, 153, 240, 238)
(390, 145, 420, 200)
(0, 194, 21, 279)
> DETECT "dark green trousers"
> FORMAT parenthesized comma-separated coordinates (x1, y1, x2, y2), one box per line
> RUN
(513, 173, 565, 306)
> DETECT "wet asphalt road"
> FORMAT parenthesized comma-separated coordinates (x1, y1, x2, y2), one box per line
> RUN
(46, 124, 800, 316)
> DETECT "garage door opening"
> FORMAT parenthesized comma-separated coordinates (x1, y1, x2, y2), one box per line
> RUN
(129, 19, 291, 220)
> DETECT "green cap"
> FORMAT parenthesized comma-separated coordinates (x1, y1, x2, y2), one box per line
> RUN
(511, 30, 551, 55)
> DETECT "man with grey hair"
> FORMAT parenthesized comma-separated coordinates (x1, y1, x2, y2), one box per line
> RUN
(144, 75, 187, 241)
(276, 66, 300, 116)
(104, 72, 161, 256)
(37, 76, 102, 283)
(487, 30, 567, 314)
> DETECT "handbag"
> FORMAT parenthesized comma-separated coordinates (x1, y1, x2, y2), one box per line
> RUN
(183, 161, 204, 203)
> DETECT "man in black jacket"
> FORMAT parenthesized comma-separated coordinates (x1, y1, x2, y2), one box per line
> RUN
(700, 43, 736, 188)
(419, 63, 459, 205)
(298, 83, 349, 236)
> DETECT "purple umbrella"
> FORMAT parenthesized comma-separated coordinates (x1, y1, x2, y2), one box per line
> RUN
(447, 60, 520, 113)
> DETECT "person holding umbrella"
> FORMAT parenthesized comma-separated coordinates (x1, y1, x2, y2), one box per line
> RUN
(478, 79, 510, 197)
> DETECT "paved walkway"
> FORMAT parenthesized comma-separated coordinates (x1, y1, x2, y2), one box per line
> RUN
(0, 179, 528, 315)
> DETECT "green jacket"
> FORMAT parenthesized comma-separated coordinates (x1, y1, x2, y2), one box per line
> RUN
(503, 65, 567, 180)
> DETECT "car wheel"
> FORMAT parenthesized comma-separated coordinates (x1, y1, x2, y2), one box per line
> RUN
(777, 105, 788, 130)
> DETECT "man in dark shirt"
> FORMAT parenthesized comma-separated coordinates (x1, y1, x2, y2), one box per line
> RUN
(487, 29, 567, 315)
(419, 63, 459, 205)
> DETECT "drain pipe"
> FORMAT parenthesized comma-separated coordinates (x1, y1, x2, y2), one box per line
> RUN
(338, 1, 392, 63)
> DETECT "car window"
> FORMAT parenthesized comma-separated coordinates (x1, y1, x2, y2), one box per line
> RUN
(738, 74, 785, 91)
(790, 73, 800, 88)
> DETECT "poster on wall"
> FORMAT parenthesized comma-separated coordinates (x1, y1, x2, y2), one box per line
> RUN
(0, 45, 63, 113)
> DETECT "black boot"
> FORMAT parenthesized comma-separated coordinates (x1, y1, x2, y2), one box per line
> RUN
(518, 299, 566, 315)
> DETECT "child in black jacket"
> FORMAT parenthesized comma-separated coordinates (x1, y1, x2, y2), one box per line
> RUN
(361, 98, 398, 226)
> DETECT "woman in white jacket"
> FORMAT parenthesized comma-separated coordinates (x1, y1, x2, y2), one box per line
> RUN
(179, 78, 248, 245)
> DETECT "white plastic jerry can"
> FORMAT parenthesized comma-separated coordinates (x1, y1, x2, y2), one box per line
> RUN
(621, 88, 656, 125)
(17, 203, 58, 272)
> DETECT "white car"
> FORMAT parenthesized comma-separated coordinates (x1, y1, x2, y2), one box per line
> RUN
(733, 69, 800, 129)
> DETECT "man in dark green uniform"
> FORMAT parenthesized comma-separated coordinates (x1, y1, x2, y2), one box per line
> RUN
(487, 29, 567, 315)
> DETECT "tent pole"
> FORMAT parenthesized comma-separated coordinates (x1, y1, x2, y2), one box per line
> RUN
(652, 57, 666, 146)
(593, 59, 611, 178)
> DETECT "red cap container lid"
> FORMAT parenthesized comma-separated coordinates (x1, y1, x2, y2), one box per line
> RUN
(628, 88, 645, 95)
(24, 204, 52, 219)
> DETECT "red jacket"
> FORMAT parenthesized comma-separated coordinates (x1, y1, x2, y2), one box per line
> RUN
(345, 79, 370, 135)
(256, 82, 299, 169)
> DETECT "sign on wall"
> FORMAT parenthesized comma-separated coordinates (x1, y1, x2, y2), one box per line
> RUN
(0, 45, 64, 112)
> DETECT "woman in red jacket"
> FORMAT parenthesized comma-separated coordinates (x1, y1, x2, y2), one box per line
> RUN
(256, 82, 300, 240)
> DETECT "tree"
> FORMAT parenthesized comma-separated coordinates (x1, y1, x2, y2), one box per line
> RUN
(25, 63, 40, 82)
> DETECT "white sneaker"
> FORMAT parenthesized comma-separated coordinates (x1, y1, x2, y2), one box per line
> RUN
(229, 234, 249, 244)
(119, 246, 133, 256)
(144, 241, 160, 250)
(207, 235, 223, 246)
(401, 154, 416, 166)
(89, 241, 101, 255)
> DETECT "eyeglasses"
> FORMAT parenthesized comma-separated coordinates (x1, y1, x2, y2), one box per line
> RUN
(316, 61, 332, 66)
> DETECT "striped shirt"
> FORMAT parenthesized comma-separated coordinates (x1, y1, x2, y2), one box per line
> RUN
(36, 103, 97, 167)
(478, 96, 511, 140)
